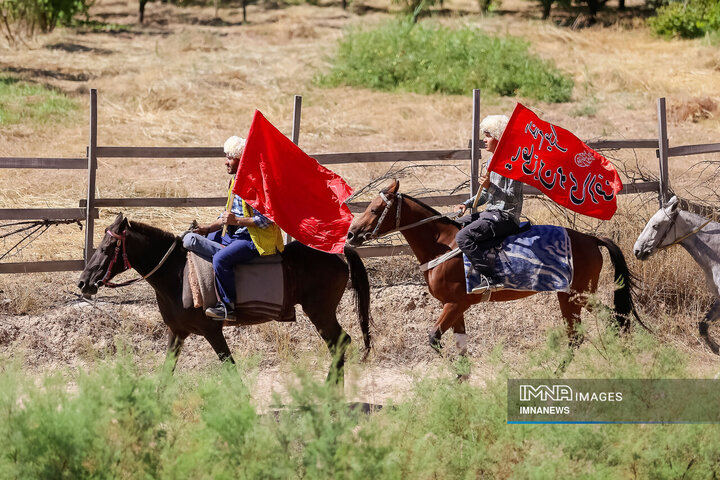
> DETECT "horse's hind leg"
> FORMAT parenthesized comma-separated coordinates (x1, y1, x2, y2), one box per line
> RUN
(556, 292, 586, 374)
(306, 309, 351, 385)
(557, 293, 587, 348)
(699, 298, 720, 355)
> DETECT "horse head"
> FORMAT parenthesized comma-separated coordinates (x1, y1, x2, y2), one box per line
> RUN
(346, 179, 401, 247)
(77, 213, 131, 298)
(634, 195, 680, 260)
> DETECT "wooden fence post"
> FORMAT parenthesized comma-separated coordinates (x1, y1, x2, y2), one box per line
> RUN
(291, 95, 302, 145)
(84, 89, 98, 264)
(657, 97, 670, 206)
(470, 89, 481, 210)
(284, 95, 302, 245)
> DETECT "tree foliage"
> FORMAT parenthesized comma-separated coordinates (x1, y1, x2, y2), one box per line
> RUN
(648, 0, 720, 38)
(0, 0, 92, 43)
(531, 0, 610, 20)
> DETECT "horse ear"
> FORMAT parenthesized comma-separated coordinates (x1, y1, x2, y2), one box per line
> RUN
(387, 179, 399, 194)
(667, 196, 679, 210)
(111, 212, 128, 230)
(380, 179, 399, 195)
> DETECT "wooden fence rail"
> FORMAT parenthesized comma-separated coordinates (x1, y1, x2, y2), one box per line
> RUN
(0, 208, 96, 221)
(0, 157, 87, 169)
(668, 143, 720, 158)
(1, 92, 715, 274)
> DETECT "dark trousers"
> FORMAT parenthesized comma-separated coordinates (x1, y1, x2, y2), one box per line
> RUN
(456, 210, 519, 269)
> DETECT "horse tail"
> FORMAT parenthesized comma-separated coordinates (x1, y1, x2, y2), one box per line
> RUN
(595, 237, 648, 332)
(344, 245, 372, 357)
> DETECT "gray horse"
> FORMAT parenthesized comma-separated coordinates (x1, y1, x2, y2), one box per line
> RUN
(634, 196, 720, 353)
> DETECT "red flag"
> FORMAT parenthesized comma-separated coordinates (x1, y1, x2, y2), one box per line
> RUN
(489, 103, 623, 220)
(233, 110, 354, 254)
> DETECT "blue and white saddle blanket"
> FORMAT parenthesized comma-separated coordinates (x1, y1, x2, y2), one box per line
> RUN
(463, 224, 573, 293)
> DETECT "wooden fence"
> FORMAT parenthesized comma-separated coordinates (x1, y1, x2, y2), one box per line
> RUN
(1, 90, 717, 274)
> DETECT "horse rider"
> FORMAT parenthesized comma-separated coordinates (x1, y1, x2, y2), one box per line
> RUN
(454, 114, 525, 289)
(182, 135, 284, 321)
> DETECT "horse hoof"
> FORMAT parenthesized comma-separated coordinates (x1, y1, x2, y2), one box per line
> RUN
(428, 331, 442, 354)
(456, 374, 470, 383)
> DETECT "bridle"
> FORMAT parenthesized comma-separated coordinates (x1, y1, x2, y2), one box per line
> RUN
(364, 191, 458, 241)
(101, 229, 177, 288)
(655, 209, 712, 251)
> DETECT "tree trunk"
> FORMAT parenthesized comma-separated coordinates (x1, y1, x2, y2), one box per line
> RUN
(585, 0, 599, 23)
(139, 0, 147, 23)
(541, 0, 553, 19)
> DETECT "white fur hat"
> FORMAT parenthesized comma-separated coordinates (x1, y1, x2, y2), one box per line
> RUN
(479, 115, 510, 141)
(223, 136, 246, 159)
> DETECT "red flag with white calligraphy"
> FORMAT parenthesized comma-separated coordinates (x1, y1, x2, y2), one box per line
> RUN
(488, 103, 623, 220)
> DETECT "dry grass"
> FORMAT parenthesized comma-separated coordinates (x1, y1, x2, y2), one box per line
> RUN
(669, 97, 718, 124)
(1, 0, 719, 386)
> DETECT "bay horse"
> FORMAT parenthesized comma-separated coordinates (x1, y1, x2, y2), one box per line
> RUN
(346, 180, 640, 355)
(78, 213, 371, 383)
(634, 195, 720, 353)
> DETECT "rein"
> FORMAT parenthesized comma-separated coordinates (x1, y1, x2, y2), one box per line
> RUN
(657, 215, 712, 251)
(366, 192, 458, 240)
(365, 191, 463, 272)
(101, 229, 177, 288)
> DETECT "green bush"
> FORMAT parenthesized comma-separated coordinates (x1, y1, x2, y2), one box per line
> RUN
(318, 21, 574, 102)
(0, 76, 79, 126)
(648, 0, 720, 38)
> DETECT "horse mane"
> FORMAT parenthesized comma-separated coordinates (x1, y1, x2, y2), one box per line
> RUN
(127, 220, 178, 242)
(676, 196, 720, 222)
(402, 193, 461, 228)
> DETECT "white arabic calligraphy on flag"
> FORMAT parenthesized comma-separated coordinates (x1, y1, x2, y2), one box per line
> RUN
(489, 103, 623, 220)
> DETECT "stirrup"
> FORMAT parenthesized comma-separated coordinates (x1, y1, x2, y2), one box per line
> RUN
(205, 302, 236, 321)
(470, 274, 503, 294)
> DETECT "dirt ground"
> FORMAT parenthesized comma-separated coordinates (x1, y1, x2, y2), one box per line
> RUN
(2, 265, 720, 408)
(1, 0, 719, 406)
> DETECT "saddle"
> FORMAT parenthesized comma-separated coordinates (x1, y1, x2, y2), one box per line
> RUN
(463, 223, 573, 295)
(182, 252, 296, 324)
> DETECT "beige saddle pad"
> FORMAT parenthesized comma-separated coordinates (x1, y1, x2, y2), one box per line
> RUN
(182, 252, 295, 323)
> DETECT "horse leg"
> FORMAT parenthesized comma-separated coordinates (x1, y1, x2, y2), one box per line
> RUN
(307, 311, 350, 386)
(699, 298, 720, 355)
(204, 324, 236, 364)
(428, 302, 467, 354)
(555, 292, 586, 374)
(451, 318, 471, 381)
(557, 292, 585, 347)
(162, 329, 186, 375)
(429, 305, 471, 380)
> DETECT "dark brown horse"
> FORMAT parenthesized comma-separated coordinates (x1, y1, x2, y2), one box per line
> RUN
(78, 213, 371, 383)
(347, 180, 640, 354)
